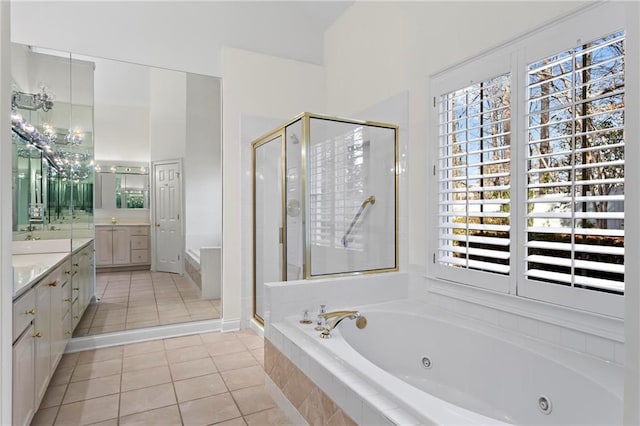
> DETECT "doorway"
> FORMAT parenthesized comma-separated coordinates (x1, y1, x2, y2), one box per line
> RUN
(153, 159, 183, 274)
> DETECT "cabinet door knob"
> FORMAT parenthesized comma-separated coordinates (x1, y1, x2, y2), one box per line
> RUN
(73, 316, 79, 319)
(65, 271, 71, 275)
(65, 331, 72, 335)
(73, 263, 80, 267)
(156, 223, 160, 227)
(25, 308, 36, 315)
(33, 332, 42, 338)
(64, 298, 72, 302)
(49, 280, 59, 287)
(73, 288, 80, 291)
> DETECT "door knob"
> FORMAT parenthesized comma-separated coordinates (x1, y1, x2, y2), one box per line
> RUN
(156, 223, 160, 227)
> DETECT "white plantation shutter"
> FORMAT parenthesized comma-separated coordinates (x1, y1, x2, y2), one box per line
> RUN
(525, 32, 625, 295)
(437, 74, 512, 281)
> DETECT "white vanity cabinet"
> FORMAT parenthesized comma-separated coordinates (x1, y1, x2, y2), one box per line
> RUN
(96, 226, 130, 266)
(96, 225, 150, 269)
(71, 242, 95, 328)
(34, 260, 71, 405)
(12, 289, 36, 426)
(13, 257, 72, 426)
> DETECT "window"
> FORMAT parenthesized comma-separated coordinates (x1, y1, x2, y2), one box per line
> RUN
(525, 32, 625, 295)
(432, 25, 626, 316)
(437, 74, 512, 280)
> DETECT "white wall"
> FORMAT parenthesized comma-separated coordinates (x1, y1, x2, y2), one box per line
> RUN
(94, 104, 149, 162)
(185, 74, 222, 250)
(221, 47, 327, 325)
(325, 1, 589, 267)
(149, 68, 186, 162)
(0, 3, 11, 423)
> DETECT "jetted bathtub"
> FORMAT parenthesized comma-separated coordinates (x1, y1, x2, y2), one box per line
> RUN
(279, 300, 623, 425)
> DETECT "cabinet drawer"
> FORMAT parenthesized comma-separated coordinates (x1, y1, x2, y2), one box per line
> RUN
(130, 236, 149, 250)
(129, 226, 149, 236)
(130, 250, 149, 264)
(13, 289, 36, 342)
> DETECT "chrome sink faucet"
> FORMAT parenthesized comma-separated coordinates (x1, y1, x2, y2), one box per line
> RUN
(319, 310, 367, 339)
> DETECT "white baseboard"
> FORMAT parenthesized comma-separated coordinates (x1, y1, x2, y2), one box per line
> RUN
(221, 317, 241, 332)
(65, 319, 222, 352)
(265, 374, 308, 426)
(250, 318, 264, 338)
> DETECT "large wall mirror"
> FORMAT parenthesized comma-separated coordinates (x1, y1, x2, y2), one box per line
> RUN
(11, 45, 95, 242)
(11, 43, 223, 339)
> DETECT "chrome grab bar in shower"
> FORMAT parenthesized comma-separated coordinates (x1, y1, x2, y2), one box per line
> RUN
(341, 195, 376, 247)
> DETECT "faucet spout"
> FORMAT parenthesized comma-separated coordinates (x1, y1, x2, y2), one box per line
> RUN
(319, 310, 367, 338)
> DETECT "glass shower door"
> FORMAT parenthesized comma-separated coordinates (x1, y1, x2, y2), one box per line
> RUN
(253, 133, 284, 322)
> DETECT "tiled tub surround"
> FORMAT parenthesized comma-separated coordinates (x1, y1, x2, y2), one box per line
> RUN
(265, 339, 356, 426)
(268, 302, 624, 425)
(32, 330, 292, 425)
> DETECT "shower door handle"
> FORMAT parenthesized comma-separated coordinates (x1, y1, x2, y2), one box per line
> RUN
(342, 195, 376, 247)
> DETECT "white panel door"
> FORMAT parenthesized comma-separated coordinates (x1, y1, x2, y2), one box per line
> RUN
(154, 161, 182, 274)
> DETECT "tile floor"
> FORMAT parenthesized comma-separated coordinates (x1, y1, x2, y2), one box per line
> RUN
(32, 329, 293, 426)
(75, 271, 221, 337)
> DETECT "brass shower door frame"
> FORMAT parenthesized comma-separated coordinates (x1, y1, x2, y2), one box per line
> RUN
(251, 113, 400, 324)
(252, 128, 286, 325)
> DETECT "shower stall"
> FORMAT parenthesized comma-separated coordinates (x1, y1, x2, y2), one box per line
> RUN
(253, 113, 398, 322)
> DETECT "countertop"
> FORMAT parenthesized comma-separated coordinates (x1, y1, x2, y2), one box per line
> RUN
(12, 237, 94, 300)
(12, 252, 70, 299)
(94, 223, 150, 227)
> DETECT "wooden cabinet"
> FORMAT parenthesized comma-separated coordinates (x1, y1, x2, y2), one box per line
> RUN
(96, 225, 150, 270)
(13, 258, 72, 426)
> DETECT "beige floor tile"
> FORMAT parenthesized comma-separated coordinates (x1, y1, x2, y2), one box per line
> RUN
(121, 365, 172, 392)
(166, 345, 210, 364)
(123, 350, 168, 372)
(179, 393, 241, 426)
(119, 383, 177, 417)
(57, 352, 80, 369)
(50, 366, 74, 386)
(189, 312, 220, 321)
(63, 374, 121, 404)
(87, 419, 118, 426)
(125, 311, 159, 323)
(237, 334, 264, 350)
(71, 358, 122, 382)
(220, 366, 266, 391)
(123, 339, 165, 357)
(232, 385, 277, 416)
(31, 406, 58, 426)
(40, 384, 67, 409)
(244, 407, 293, 426)
(200, 331, 240, 345)
(126, 305, 158, 315)
(91, 315, 128, 327)
(173, 373, 228, 402)
(170, 357, 218, 381)
(119, 404, 183, 426)
(213, 351, 259, 372)
(55, 394, 119, 425)
(160, 316, 193, 326)
(77, 346, 124, 365)
(163, 334, 203, 350)
(88, 323, 126, 335)
(205, 340, 247, 357)
(215, 417, 247, 426)
(126, 319, 161, 329)
(251, 347, 265, 367)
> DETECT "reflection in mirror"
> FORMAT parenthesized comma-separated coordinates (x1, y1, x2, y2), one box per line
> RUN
(11, 44, 95, 242)
(95, 164, 149, 210)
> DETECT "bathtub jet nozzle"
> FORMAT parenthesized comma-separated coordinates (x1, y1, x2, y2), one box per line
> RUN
(319, 310, 367, 339)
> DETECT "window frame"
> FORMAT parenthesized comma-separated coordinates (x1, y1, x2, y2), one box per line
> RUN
(428, 4, 628, 318)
